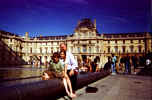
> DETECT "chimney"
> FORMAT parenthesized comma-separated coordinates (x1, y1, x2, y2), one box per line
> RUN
(94, 19, 96, 29)
(25, 32, 29, 38)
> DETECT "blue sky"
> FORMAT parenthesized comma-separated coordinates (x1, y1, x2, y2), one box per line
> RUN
(0, 0, 151, 37)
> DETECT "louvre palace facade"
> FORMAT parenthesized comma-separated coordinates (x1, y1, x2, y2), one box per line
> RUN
(0, 18, 152, 67)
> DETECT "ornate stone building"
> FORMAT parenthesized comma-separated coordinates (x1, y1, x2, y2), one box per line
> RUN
(0, 18, 152, 67)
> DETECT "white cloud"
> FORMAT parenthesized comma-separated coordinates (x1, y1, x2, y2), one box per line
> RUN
(103, 16, 129, 24)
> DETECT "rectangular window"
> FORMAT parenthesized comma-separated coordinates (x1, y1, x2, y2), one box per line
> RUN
(122, 46, 126, 53)
(71, 47, 73, 53)
(106, 35, 112, 38)
(10, 39, 12, 42)
(45, 47, 48, 53)
(108, 46, 110, 53)
(96, 47, 99, 53)
(113, 35, 119, 38)
(78, 47, 80, 53)
(30, 48, 32, 53)
(115, 40, 117, 44)
(123, 40, 125, 44)
(51, 47, 53, 53)
(130, 45, 134, 52)
(89, 47, 91, 53)
(45, 56, 47, 61)
(83, 45, 87, 52)
(138, 46, 142, 53)
(115, 46, 118, 53)
(122, 34, 127, 38)
(40, 48, 42, 53)
(136, 34, 143, 37)
(9, 44, 12, 49)
(128, 34, 135, 37)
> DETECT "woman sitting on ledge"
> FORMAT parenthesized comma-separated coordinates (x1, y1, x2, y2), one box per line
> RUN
(42, 52, 76, 98)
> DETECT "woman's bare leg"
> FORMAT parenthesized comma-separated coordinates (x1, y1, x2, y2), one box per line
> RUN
(65, 77, 76, 98)
(63, 78, 70, 95)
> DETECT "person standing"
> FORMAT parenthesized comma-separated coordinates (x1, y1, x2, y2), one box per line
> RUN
(91, 58, 98, 72)
(83, 58, 92, 72)
(124, 56, 131, 74)
(111, 54, 117, 75)
(131, 56, 138, 74)
(104, 56, 112, 72)
(60, 43, 78, 93)
(146, 58, 151, 69)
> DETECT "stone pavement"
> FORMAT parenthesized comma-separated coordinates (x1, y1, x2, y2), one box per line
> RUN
(58, 74, 152, 100)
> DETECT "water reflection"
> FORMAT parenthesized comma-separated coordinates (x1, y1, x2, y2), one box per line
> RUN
(0, 65, 46, 81)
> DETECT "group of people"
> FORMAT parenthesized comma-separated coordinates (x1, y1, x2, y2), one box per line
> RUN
(104, 54, 152, 75)
(103, 54, 118, 75)
(104, 54, 136, 75)
(41, 43, 152, 98)
(77, 57, 100, 73)
(42, 43, 77, 98)
(41, 43, 103, 98)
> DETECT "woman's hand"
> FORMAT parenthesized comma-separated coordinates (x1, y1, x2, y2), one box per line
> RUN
(64, 73, 68, 78)
(62, 71, 67, 78)
(69, 69, 74, 76)
(42, 72, 50, 80)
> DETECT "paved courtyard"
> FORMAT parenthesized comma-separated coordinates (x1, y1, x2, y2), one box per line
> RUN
(59, 74, 152, 100)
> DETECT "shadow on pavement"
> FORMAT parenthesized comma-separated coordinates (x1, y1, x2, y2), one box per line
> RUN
(137, 67, 152, 76)
(85, 86, 98, 93)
